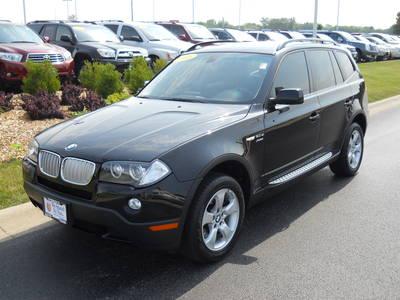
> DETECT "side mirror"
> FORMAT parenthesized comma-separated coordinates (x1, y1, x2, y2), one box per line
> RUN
(270, 88, 304, 106)
(60, 35, 73, 43)
(119, 35, 124, 42)
(42, 36, 50, 43)
(178, 34, 189, 41)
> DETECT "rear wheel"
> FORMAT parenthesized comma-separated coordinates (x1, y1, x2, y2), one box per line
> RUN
(330, 123, 364, 177)
(182, 173, 245, 263)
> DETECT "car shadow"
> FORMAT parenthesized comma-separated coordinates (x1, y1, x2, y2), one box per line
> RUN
(0, 168, 353, 299)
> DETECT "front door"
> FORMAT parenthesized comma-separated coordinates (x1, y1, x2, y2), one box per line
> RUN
(262, 51, 321, 185)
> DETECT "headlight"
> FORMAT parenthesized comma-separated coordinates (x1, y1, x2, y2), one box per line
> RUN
(99, 159, 171, 187)
(63, 51, 72, 60)
(26, 139, 39, 163)
(0, 52, 23, 62)
(97, 48, 116, 58)
(365, 44, 371, 51)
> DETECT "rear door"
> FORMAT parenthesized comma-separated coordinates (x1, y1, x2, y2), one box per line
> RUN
(55, 25, 75, 53)
(306, 49, 352, 154)
(120, 25, 143, 47)
(262, 51, 321, 184)
(40, 24, 57, 43)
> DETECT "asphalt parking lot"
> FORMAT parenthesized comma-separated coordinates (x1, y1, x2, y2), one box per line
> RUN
(1, 100, 400, 299)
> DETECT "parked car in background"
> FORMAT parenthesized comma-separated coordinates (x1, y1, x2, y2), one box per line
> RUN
(301, 31, 358, 60)
(247, 30, 288, 41)
(98, 21, 191, 63)
(369, 32, 400, 45)
(319, 30, 378, 62)
(279, 31, 306, 39)
(156, 21, 216, 44)
(0, 21, 73, 87)
(365, 35, 400, 59)
(23, 40, 367, 263)
(209, 28, 256, 42)
(28, 21, 148, 75)
(352, 34, 389, 61)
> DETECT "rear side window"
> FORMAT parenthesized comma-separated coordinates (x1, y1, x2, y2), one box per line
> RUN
(104, 24, 119, 34)
(271, 51, 310, 97)
(28, 24, 42, 34)
(165, 24, 186, 37)
(258, 33, 269, 41)
(41, 24, 57, 41)
(307, 50, 336, 91)
(329, 51, 343, 84)
(334, 51, 355, 81)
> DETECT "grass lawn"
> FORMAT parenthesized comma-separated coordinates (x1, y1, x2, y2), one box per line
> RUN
(359, 60, 400, 102)
(0, 160, 28, 209)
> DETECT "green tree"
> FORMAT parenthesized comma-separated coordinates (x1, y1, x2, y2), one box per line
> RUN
(392, 12, 400, 34)
(124, 57, 153, 94)
(22, 61, 61, 95)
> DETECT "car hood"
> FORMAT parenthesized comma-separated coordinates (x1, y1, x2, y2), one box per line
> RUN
(36, 98, 250, 162)
(342, 44, 356, 51)
(0, 42, 66, 55)
(149, 39, 192, 52)
(80, 41, 147, 55)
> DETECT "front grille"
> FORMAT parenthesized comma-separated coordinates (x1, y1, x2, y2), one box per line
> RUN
(27, 53, 65, 63)
(61, 157, 96, 186)
(117, 50, 141, 59)
(370, 45, 378, 52)
(39, 151, 61, 178)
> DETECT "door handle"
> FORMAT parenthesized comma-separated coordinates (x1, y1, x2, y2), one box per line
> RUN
(309, 112, 320, 121)
(344, 99, 353, 106)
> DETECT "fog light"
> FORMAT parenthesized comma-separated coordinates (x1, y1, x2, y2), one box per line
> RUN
(128, 198, 141, 210)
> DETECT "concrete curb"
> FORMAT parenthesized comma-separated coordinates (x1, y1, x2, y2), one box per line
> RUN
(0, 94, 399, 241)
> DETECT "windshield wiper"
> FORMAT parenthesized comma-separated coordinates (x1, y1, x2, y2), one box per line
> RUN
(11, 41, 36, 43)
(149, 39, 161, 41)
(161, 97, 205, 103)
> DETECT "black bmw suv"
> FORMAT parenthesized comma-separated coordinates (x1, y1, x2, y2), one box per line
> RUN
(23, 40, 368, 263)
(28, 21, 148, 74)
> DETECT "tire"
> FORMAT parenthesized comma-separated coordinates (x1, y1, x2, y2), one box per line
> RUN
(74, 57, 90, 78)
(356, 49, 363, 63)
(181, 173, 245, 263)
(330, 123, 364, 177)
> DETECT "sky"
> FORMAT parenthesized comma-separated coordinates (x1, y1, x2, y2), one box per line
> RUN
(0, 0, 399, 29)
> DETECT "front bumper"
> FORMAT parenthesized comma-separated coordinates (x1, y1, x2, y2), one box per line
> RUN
(0, 59, 74, 81)
(22, 158, 193, 250)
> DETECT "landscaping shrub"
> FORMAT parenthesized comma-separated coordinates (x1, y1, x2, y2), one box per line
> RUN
(69, 90, 105, 112)
(22, 61, 61, 95)
(153, 59, 168, 75)
(0, 92, 13, 112)
(22, 92, 64, 120)
(105, 91, 130, 105)
(124, 57, 153, 94)
(79, 62, 124, 98)
(61, 83, 84, 105)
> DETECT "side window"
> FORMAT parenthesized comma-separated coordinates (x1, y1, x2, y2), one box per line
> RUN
(258, 33, 269, 41)
(56, 25, 73, 41)
(214, 31, 231, 40)
(307, 50, 336, 91)
(248, 32, 257, 39)
(104, 24, 119, 34)
(121, 26, 141, 41)
(41, 24, 57, 41)
(329, 51, 343, 84)
(334, 51, 355, 81)
(168, 25, 186, 37)
(271, 51, 310, 97)
(28, 24, 42, 34)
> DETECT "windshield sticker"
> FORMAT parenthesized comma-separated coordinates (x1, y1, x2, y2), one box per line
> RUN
(175, 54, 197, 62)
(259, 63, 268, 70)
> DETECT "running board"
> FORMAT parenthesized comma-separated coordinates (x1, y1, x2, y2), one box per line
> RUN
(269, 152, 333, 185)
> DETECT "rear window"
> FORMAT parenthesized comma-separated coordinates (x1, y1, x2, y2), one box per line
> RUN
(334, 51, 355, 81)
(307, 50, 336, 91)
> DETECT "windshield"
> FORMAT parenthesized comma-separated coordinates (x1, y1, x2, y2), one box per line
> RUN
(139, 52, 272, 104)
(226, 29, 256, 42)
(265, 32, 288, 41)
(136, 23, 177, 41)
(339, 32, 357, 42)
(367, 37, 385, 45)
(0, 24, 43, 43)
(72, 25, 120, 43)
(356, 36, 371, 43)
(318, 33, 335, 42)
(185, 24, 215, 40)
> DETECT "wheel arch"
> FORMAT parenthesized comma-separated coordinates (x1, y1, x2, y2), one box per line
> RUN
(352, 112, 367, 134)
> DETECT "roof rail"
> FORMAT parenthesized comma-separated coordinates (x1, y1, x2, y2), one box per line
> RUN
(0, 20, 11, 22)
(185, 40, 237, 52)
(276, 38, 337, 51)
(27, 20, 66, 24)
(95, 20, 124, 23)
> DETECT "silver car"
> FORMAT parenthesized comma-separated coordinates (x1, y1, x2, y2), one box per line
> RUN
(99, 21, 192, 62)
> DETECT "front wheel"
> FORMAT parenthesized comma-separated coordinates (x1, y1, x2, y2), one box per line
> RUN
(330, 123, 364, 177)
(181, 173, 245, 263)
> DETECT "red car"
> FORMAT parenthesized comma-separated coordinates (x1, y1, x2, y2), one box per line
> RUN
(0, 21, 74, 87)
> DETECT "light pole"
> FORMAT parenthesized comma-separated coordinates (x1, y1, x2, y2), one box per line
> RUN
(62, 0, 72, 20)
(152, 0, 155, 21)
(192, 0, 195, 23)
(74, 0, 78, 20)
(238, 0, 242, 29)
(130, 0, 134, 21)
(22, 0, 27, 24)
(336, 0, 340, 30)
(312, 0, 318, 37)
